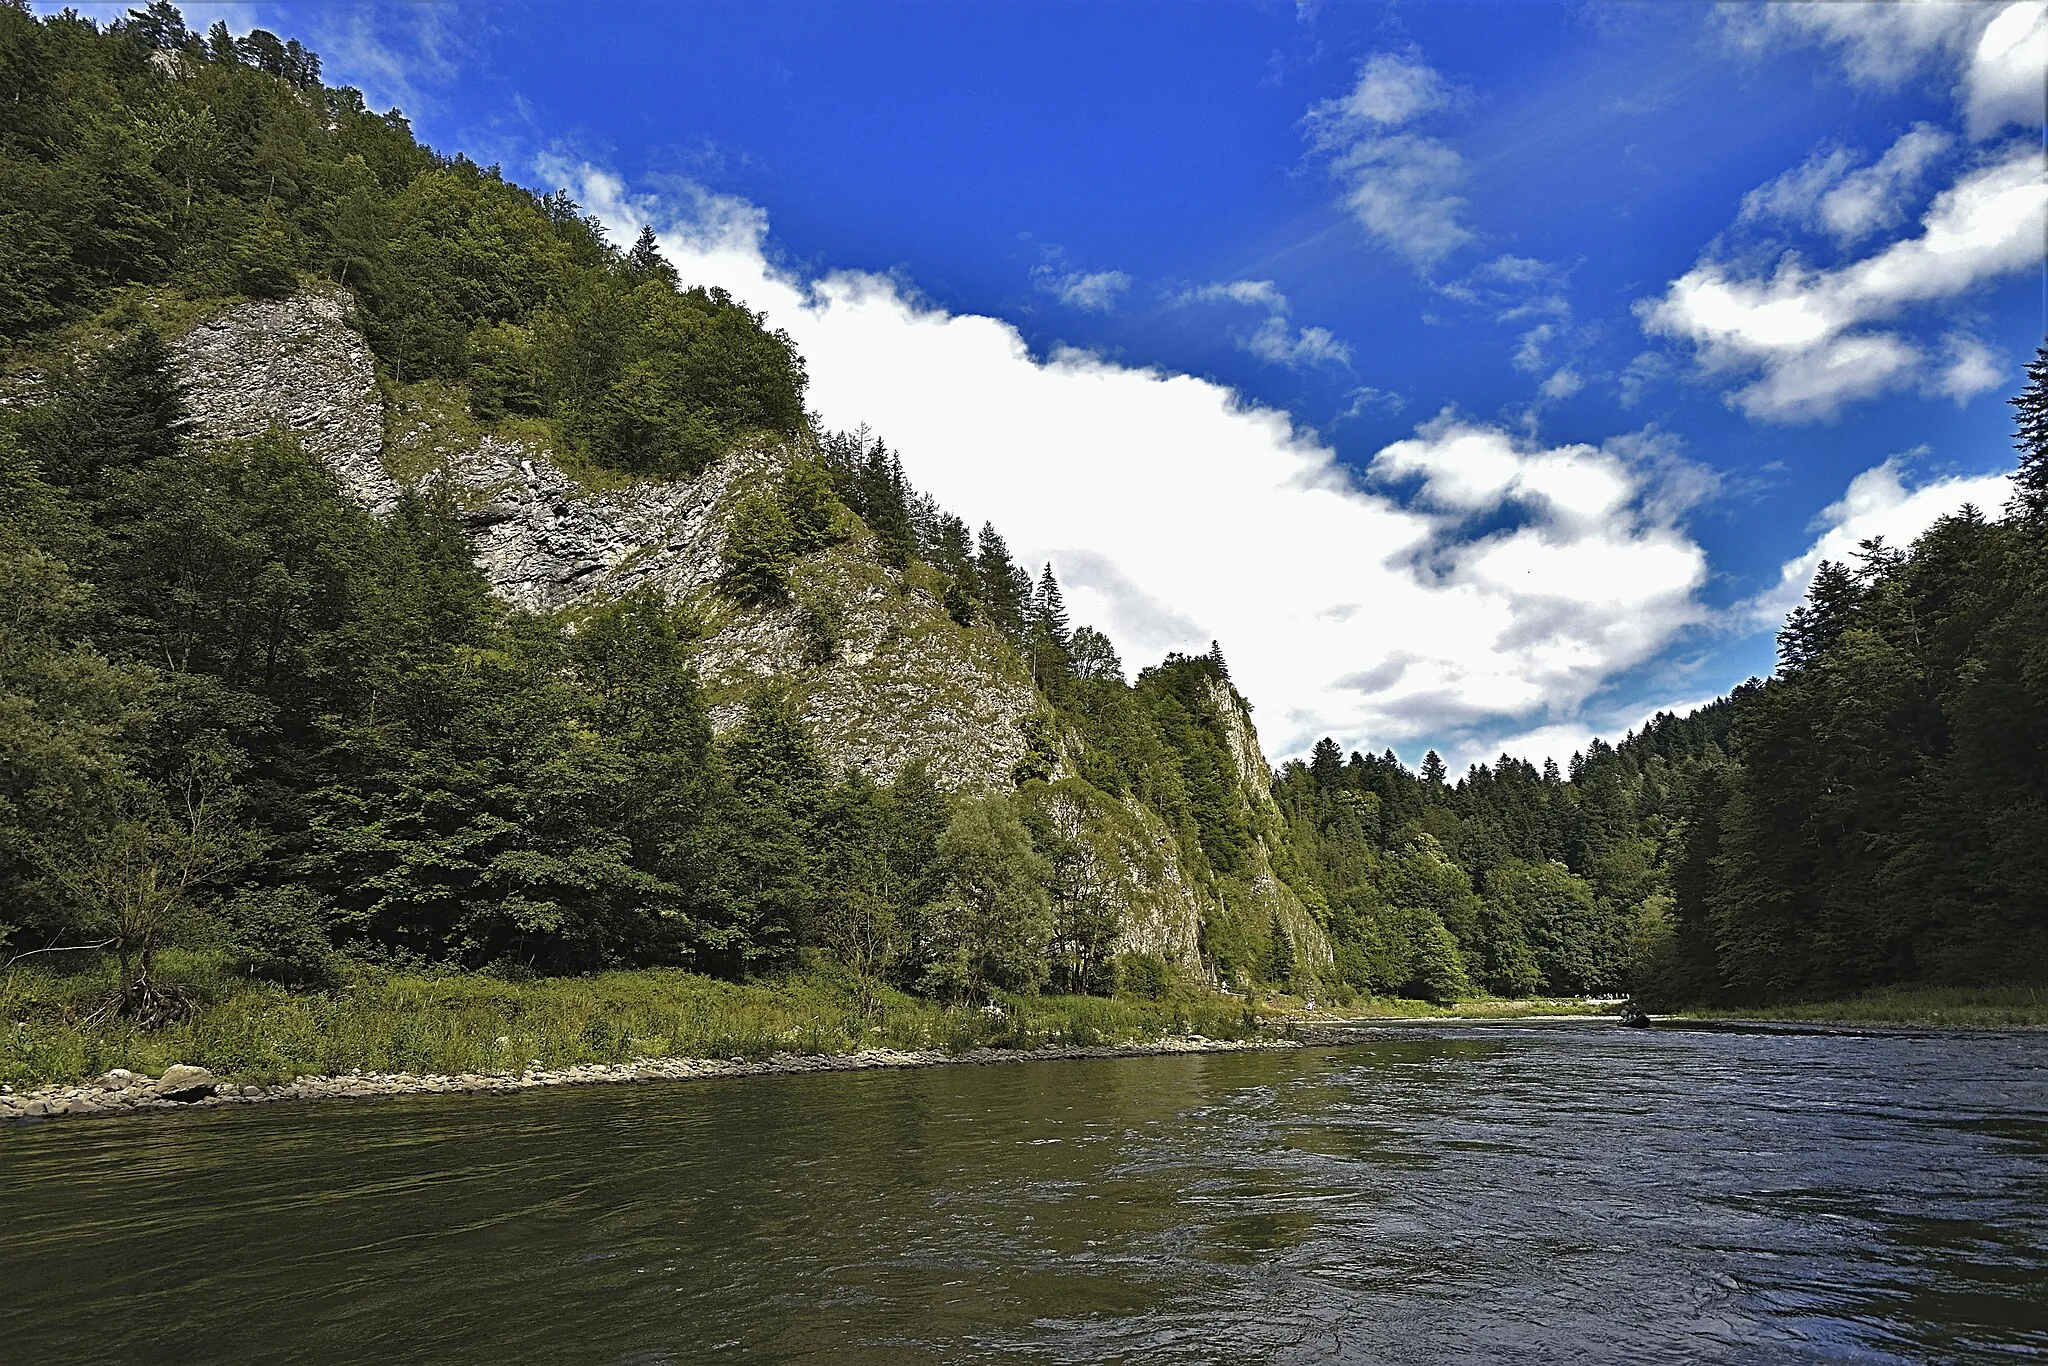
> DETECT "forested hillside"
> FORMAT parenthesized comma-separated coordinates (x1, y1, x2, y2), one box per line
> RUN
(0, 3, 1320, 1022)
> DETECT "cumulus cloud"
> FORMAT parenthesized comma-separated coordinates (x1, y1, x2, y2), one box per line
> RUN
(1723, 0, 2047, 140)
(1638, 140, 2044, 420)
(1739, 123, 1954, 245)
(545, 160, 1715, 761)
(1031, 265, 1131, 313)
(1177, 279, 1352, 369)
(1307, 53, 1475, 270)
(1745, 454, 2014, 625)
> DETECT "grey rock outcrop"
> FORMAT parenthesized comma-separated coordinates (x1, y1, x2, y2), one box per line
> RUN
(173, 289, 399, 514)
(172, 291, 1039, 788)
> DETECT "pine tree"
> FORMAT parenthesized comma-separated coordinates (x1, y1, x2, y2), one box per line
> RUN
(2011, 340, 2048, 523)
(1309, 738, 1344, 788)
(1420, 750, 1447, 786)
(1031, 564, 1071, 647)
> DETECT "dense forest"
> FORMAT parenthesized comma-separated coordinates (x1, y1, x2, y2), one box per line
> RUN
(1, 5, 2042, 1026)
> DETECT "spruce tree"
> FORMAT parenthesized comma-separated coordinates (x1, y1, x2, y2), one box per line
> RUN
(2011, 340, 2048, 523)
(625, 225, 679, 289)
(975, 523, 1029, 637)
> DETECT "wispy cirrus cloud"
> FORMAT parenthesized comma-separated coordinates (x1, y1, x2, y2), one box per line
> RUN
(1738, 122, 1953, 246)
(1176, 280, 1352, 369)
(1305, 52, 1475, 271)
(1031, 264, 1132, 313)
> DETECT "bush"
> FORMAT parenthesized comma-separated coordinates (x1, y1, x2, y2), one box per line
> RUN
(221, 886, 337, 988)
(1117, 951, 1169, 1000)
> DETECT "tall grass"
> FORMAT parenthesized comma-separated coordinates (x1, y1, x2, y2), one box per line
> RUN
(1685, 984, 2048, 1029)
(0, 951, 1262, 1089)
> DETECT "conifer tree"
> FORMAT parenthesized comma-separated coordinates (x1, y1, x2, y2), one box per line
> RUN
(974, 523, 1029, 637)
(2012, 340, 2048, 523)
(625, 225, 679, 288)
(1420, 750, 1447, 786)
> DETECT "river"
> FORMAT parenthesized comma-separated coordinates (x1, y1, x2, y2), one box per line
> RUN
(3, 1022, 2045, 1363)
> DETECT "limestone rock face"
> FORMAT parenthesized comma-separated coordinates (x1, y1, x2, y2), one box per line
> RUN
(1204, 677, 1334, 973)
(172, 291, 1038, 789)
(173, 289, 398, 514)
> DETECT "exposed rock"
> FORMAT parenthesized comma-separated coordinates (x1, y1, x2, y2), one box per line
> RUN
(154, 1064, 219, 1102)
(172, 289, 397, 514)
(173, 293, 1039, 790)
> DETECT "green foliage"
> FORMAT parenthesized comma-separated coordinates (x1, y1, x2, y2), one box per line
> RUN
(719, 492, 795, 604)
(924, 792, 1052, 1000)
(0, 11, 803, 478)
(220, 884, 335, 987)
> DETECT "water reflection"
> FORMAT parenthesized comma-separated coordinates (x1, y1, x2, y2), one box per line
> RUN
(2, 1025, 2044, 1364)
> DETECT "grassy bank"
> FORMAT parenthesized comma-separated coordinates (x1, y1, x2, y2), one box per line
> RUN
(1, 952, 1264, 1090)
(1676, 984, 2048, 1030)
(1293, 994, 1626, 1022)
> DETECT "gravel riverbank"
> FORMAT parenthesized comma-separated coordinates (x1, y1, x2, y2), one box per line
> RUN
(0, 1035, 1299, 1124)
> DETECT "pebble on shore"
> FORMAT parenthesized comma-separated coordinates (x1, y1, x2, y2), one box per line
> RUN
(0, 1036, 1296, 1124)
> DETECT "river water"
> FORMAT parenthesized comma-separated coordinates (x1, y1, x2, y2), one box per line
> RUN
(3, 1022, 2045, 1364)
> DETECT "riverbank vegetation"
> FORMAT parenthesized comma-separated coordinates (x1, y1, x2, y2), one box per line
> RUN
(0, 953, 1264, 1089)
(1679, 986, 2048, 1031)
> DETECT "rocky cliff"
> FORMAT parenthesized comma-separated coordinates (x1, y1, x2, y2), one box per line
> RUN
(173, 290, 1038, 790)
(170, 289, 1327, 982)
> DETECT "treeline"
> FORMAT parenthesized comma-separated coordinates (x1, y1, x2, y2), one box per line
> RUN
(1271, 710, 1732, 1002)
(0, 0, 806, 478)
(1277, 350, 2048, 1005)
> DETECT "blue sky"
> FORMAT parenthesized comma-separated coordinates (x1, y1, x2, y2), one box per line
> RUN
(70, 2, 2048, 765)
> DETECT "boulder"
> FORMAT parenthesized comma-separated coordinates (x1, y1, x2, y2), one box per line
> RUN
(155, 1065, 220, 1102)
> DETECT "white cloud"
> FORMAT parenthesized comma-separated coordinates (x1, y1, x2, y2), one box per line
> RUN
(1538, 368, 1585, 401)
(1639, 140, 2044, 420)
(1308, 53, 1475, 270)
(1338, 51, 1457, 126)
(1178, 279, 1352, 369)
(1740, 124, 1953, 245)
(1966, 2, 2048, 139)
(1031, 266, 1131, 313)
(1723, 0, 2046, 140)
(547, 160, 1715, 762)
(1745, 455, 2014, 625)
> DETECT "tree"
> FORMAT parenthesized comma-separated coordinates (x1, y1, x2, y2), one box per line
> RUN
(43, 748, 255, 1024)
(975, 523, 1030, 637)
(720, 493, 794, 605)
(2011, 340, 2048, 524)
(925, 793, 1051, 1000)
(1420, 749, 1447, 786)
(625, 225, 679, 289)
